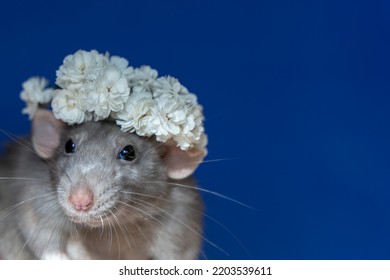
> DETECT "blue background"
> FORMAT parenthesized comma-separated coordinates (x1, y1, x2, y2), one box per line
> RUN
(0, 0, 390, 259)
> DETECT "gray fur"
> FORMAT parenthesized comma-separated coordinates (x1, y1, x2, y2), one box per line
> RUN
(0, 122, 203, 259)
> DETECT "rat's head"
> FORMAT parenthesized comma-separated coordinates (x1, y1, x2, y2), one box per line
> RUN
(31, 109, 206, 227)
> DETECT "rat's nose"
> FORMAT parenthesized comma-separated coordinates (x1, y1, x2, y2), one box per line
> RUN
(69, 187, 94, 212)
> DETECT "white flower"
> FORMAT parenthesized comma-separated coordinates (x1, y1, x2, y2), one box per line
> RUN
(20, 77, 53, 103)
(114, 90, 155, 134)
(56, 49, 109, 90)
(115, 73, 206, 150)
(152, 97, 184, 136)
(20, 77, 54, 119)
(172, 104, 205, 150)
(127, 65, 158, 88)
(21, 50, 207, 151)
(86, 66, 130, 120)
(109, 55, 134, 77)
(152, 76, 189, 99)
(22, 102, 39, 121)
(52, 89, 92, 124)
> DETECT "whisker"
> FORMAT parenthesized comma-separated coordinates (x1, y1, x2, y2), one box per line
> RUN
(134, 223, 149, 245)
(111, 207, 138, 257)
(108, 209, 121, 259)
(0, 129, 59, 171)
(144, 180, 258, 211)
(111, 213, 122, 259)
(69, 217, 79, 240)
(0, 129, 34, 150)
(42, 206, 65, 259)
(0, 191, 54, 221)
(117, 198, 199, 259)
(0, 129, 73, 185)
(117, 200, 163, 226)
(203, 211, 252, 258)
(17, 197, 60, 259)
(113, 206, 136, 249)
(130, 196, 228, 256)
(0, 177, 55, 183)
(104, 213, 114, 252)
(119, 189, 251, 258)
(99, 215, 105, 238)
(0, 129, 65, 158)
(190, 157, 240, 165)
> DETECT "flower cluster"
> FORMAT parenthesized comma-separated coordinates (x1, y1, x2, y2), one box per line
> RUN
(20, 50, 206, 150)
(20, 77, 54, 120)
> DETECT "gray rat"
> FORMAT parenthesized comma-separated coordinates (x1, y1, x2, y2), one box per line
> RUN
(0, 109, 206, 259)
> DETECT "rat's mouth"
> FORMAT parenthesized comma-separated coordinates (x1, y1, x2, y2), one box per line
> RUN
(59, 193, 118, 228)
(67, 214, 108, 228)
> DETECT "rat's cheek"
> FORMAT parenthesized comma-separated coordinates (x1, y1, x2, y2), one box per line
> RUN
(56, 180, 72, 208)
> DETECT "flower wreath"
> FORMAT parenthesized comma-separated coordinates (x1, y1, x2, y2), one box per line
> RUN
(20, 50, 207, 152)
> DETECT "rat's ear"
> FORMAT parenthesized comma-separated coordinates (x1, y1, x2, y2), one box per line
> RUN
(162, 141, 207, 180)
(32, 109, 66, 159)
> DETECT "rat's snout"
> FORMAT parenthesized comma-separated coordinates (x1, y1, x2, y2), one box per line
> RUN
(68, 187, 94, 212)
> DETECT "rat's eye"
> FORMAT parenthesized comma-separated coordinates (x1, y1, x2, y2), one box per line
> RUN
(117, 145, 136, 161)
(65, 139, 76, 154)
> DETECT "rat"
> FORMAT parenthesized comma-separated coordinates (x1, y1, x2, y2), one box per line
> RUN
(0, 109, 206, 259)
